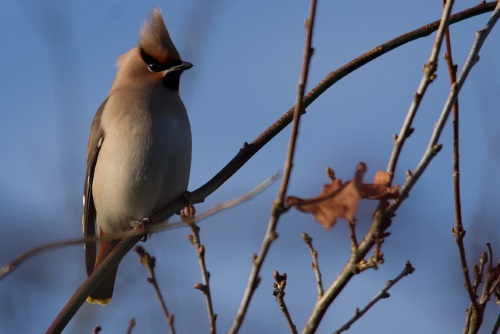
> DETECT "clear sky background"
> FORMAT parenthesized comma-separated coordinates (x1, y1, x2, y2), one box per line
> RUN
(1, 1, 499, 333)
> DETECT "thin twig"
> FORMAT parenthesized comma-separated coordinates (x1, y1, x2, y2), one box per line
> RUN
(274, 0, 316, 204)
(387, 0, 455, 175)
(273, 270, 298, 334)
(135, 246, 175, 334)
(347, 222, 359, 254)
(228, 1, 318, 332)
(126, 318, 136, 334)
(301, 233, 323, 298)
(441, 0, 481, 323)
(334, 261, 415, 334)
(466, 246, 498, 334)
(0, 237, 93, 280)
(187, 221, 217, 334)
(169, 172, 280, 230)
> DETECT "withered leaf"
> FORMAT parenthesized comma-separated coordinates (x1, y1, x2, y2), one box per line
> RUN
(285, 163, 399, 229)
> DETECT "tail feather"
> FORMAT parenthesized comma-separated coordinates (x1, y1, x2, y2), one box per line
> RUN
(87, 231, 121, 305)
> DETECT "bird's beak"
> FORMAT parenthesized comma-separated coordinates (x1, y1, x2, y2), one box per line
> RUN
(165, 61, 193, 74)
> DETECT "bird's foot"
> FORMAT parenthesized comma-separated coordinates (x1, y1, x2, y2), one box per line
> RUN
(180, 204, 196, 224)
(178, 191, 195, 223)
(130, 217, 151, 242)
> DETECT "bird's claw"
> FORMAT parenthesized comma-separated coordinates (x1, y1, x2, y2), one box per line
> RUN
(130, 217, 151, 241)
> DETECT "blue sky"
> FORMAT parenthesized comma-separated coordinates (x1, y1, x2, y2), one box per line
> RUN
(1, 1, 499, 333)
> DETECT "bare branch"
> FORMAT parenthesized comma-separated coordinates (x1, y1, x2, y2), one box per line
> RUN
(228, 1, 318, 332)
(301, 233, 323, 298)
(135, 246, 175, 334)
(441, 0, 482, 324)
(273, 270, 298, 334)
(334, 261, 415, 334)
(387, 0, 455, 175)
(187, 217, 217, 334)
(47, 236, 142, 334)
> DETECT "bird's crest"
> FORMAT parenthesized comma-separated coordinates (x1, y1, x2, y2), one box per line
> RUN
(139, 8, 181, 66)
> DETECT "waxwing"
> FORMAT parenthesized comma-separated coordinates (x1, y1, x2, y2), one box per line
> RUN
(82, 8, 192, 305)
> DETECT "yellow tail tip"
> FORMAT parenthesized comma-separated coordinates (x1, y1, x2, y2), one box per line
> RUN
(86, 296, 111, 306)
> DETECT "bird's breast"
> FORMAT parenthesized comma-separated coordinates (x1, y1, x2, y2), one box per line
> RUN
(92, 91, 192, 233)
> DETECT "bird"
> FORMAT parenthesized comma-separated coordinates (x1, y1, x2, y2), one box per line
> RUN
(82, 8, 192, 306)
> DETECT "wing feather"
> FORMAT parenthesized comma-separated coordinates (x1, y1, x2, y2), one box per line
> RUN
(82, 98, 108, 276)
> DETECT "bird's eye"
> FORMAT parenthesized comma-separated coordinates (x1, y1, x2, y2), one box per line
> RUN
(147, 63, 162, 72)
(140, 48, 164, 72)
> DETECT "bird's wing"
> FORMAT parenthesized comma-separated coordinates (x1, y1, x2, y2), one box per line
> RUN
(82, 98, 108, 276)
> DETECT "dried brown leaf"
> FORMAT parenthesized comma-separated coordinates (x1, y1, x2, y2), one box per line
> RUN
(285, 163, 399, 229)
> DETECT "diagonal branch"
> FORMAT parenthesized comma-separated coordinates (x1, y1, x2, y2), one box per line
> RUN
(334, 261, 415, 334)
(228, 1, 318, 332)
(135, 246, 175, 334)
(387, 0, 455, 175)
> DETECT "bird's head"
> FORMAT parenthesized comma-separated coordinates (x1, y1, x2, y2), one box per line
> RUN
(114, 8, 192, 90)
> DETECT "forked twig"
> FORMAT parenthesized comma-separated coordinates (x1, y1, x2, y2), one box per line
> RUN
(187, 220, 217, 334)
(135, 246, 175, 334)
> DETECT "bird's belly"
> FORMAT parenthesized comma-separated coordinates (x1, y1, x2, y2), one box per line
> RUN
(93, 114, 191, 233)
